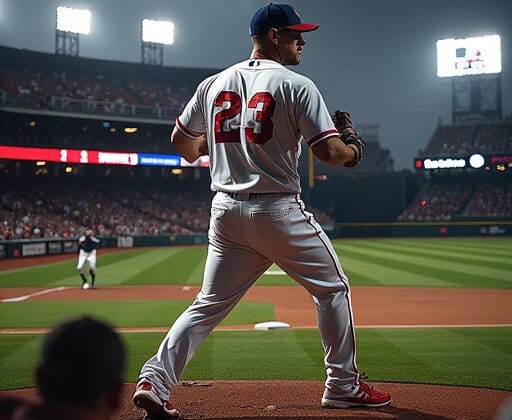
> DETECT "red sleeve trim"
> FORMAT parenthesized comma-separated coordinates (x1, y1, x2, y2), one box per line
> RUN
(306, 129, 339, 147)
(176, 117, 202, 139)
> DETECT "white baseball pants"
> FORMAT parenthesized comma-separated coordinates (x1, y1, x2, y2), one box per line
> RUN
(139, 192, 360, 401)
(76, 249, 97, 272)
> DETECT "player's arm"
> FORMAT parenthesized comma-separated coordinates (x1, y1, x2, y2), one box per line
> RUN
(170, 127, 208, 163)
(311, 136, 357, 166)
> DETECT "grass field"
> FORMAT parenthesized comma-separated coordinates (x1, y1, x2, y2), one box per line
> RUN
(1, 237, 511, 391)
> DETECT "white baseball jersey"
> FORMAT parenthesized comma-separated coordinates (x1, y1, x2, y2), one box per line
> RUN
(176, 59, 338, 193)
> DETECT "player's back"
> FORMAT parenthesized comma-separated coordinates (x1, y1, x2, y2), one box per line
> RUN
(201, 58, 316, 193)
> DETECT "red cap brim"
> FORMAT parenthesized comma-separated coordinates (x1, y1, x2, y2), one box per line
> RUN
(286, 23, 320, 32)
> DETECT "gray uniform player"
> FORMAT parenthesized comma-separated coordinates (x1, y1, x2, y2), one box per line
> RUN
(133, 3, 391, 417)
(77, 229, 100, 289)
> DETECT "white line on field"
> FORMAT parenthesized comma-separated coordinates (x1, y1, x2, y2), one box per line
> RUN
(1, 287, 70, 303)
(1, 323, 511, 334)
(264, 270, 286, 275)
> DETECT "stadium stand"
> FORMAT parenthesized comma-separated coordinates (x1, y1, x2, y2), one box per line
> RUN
(397, 179, 472, 221)
(421, 120, 512, 156)
(462, 181, 512, 218)
(0, 178, 211, 240)
(0, 46, 214, 121)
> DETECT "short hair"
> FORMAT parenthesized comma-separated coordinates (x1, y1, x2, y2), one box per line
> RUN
(38, 316, 125, 407)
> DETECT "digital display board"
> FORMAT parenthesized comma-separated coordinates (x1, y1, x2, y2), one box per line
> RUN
(0, 146, 209, 168)
(437, 35, 501, 77)
(414, 153, 511, 171)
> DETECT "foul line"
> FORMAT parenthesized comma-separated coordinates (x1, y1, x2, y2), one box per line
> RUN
(1, 323, 511, 335)
(1, 287, 69, 303)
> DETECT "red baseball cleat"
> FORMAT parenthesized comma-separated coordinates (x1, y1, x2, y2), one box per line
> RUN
(321, 381, 392, 408)
(133, 380, 180, 418)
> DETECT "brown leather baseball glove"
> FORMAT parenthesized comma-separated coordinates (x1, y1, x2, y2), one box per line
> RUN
(332, 110, 365, 167)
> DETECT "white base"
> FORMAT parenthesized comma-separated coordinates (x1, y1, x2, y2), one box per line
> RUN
(254, 321, 290, 331)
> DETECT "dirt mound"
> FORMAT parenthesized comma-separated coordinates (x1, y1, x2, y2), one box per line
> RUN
(3, 380, 510, 419)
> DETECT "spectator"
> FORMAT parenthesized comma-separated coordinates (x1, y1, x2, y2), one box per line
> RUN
(0, 316, 126, 420)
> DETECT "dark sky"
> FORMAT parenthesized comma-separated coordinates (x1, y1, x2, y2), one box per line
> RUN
(1, 0, 511, 170)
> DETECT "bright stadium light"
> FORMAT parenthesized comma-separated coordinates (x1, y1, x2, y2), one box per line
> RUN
(142, 19, 174, 45)
(436, 34, 501, 78)
(56, 6, 91, 34)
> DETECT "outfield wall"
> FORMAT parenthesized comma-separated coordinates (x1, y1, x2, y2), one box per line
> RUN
(0, 234, 208, 259)
(335, 221, 512, 238)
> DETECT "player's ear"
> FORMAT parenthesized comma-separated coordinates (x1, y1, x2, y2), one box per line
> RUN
(269, 28, 279, 45)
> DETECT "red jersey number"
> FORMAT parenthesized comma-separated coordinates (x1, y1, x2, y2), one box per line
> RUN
(214, 91, 275, 145)
(214, 91, 242, 143)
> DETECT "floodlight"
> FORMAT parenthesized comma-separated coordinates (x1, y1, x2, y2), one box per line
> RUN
(56, 6, 91, 34)
(142, 19, 174, 45)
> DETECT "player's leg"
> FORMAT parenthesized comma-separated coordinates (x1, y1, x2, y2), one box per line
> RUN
(135, 195, 272, 409)
(245, 195, 384, 400)
(76, 250, 88, 288)
(88, 251, 97, 288)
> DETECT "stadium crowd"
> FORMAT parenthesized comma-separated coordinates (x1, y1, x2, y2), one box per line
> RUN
(0, 183, 210, 240)
(422, 120, 512, 156)
(0, 180, 335, 240)
(0, 66, 194, 120)
(462, 182, 512, 218)
(397, 178, 512, 221)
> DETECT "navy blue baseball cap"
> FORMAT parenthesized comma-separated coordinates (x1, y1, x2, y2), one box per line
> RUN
(250, 3, 319, 36)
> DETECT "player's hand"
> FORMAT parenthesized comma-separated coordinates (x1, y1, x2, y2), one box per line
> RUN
(332, 110, 365, 167)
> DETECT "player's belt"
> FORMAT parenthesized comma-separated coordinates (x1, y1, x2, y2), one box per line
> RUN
(223, 192, 293, 201)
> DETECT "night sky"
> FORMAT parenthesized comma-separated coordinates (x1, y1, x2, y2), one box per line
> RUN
(1, 0, 511, 170)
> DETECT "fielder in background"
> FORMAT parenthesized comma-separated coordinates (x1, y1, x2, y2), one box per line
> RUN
(133, 3, 391, 418)
(0, 316, 126, 420)
(77, 229, 100, 289)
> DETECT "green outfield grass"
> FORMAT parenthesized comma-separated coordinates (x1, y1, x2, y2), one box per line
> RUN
(0, 300, 274, 328)
(1, 327, 511, 391)
(0, 237, 511, 288)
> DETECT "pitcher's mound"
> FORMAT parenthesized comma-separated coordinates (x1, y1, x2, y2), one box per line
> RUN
(4, 380, 510, 419)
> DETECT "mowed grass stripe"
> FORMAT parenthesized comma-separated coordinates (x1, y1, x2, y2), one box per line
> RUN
(48, 248, 181, 286)
(123, 248, 204, 285)
(369, 327, 512, 390)
(335, 244, 512, 288)
(0, 249, 150, 287)
(399, 238, 512, 255)
(0, 260, 77, 287)
(339, 255, 454, 286)
(0, 300, 275, 329)
(382, 238, 512, 257)
(184, 329, 325, 381)
(349, 241, 512, 273)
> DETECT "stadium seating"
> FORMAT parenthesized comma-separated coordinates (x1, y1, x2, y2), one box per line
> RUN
(422, 121, 512, 156)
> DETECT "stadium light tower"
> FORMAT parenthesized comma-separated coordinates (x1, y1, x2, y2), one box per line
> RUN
(436, 34, 502, 122)
(55, 6, 91, 56)
(141, 19, 174, 66)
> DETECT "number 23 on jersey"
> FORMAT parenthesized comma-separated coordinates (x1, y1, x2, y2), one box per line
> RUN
(214, 91, 276, 145)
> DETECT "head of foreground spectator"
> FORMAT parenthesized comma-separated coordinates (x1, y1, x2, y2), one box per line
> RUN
(36, 316, 126, 419)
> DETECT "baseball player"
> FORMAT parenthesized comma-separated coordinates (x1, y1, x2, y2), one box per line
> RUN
(133, 3, 391, 417)
(76, 229, 100, 289)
